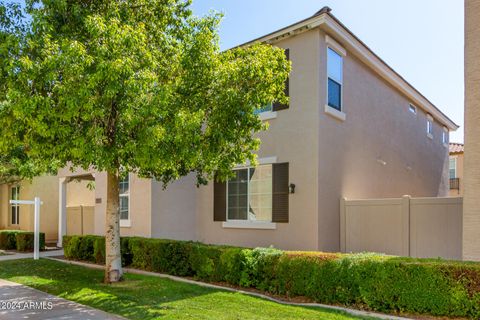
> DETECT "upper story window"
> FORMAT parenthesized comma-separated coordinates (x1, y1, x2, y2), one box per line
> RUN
(426, 115, 433, 138)
(119, 175, 130, 226)
(227, 164, 273, 222)
(327, 47, 343, 111)
(449, 157, 457, 179)
(442, 127, 449, 146)
(11, 186, 20, 225)
(409, 104, 417, 114)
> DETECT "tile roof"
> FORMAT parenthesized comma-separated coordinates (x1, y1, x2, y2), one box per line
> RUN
(449, 143, 464, 154)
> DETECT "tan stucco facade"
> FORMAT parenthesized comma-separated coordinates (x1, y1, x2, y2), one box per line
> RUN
(463, 0, 480, 261)
(193, 25, 451, 252)
(0, 176, 59, 243)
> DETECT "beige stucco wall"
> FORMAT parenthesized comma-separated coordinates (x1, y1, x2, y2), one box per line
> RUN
(91, 172, 152, 238)
(0, 176, 59, 243)
(448, 153, 464, 196)
(317, 29, 449, 251)
(150, 174, 197, 241)
(66, 180, 95, 207)
(463, 0, 480, 261)
(195, 29, 321, 250)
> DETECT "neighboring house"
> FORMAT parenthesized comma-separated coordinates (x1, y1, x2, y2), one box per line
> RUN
(463, 0, 480, 261)
(448, 143, 464, 196)
(2, 7, 459, 252)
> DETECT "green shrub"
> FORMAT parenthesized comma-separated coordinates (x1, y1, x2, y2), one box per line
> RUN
(0, 230, 22, 250)
(15, 232, 45, 252)
(63, 235, 133, 266)
(61, 235, 480, 319)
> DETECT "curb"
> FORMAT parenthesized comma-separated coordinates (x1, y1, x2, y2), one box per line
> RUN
(45, 256, 412, 320)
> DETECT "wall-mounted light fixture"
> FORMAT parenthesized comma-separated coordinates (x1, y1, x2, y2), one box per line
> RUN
(376, 158, 387, 166)
(289, 183, 296, 194)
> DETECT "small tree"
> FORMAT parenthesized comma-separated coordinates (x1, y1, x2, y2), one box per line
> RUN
(0, 0, 289, 282)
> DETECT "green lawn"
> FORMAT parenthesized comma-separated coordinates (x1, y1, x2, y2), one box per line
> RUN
(0, 259, 374, 320)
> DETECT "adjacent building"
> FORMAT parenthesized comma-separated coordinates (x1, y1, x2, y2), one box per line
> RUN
(1, 7, 459, 252)
(449, 143, 464, 196)
(463, 0, 480, 261)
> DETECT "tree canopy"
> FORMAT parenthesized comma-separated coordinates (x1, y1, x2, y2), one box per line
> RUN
(0, 0, 290, 184)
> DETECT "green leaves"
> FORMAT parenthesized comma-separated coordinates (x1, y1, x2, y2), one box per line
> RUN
(0, 0, 290, 185)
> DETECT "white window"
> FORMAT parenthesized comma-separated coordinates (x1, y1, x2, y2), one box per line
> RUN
(119, 175, 130, 227)
(427, 115, 433, 138)
(442, 127, 449, 145)
(11, 186, 20, 225)
(409, 104, 417, 114)
(327, 47, 343, 112)
(227, 164, 272, 222)
(449, 157, 457, 179)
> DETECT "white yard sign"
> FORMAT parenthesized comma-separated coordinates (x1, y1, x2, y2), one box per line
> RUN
(9, 197, 42, 260)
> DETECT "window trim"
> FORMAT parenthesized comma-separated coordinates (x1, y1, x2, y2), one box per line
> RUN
(442, 127, 449, 146)
(10, 185, 20, 225)
(325, 36, 346, 121)
(225, 160, 275, 227)
(426, 114, 434, 139)
(449, 156, 457, 179)
(409, 104, 417, 115)
(258, 111, 277, 121)
(119, 174, 131, 228)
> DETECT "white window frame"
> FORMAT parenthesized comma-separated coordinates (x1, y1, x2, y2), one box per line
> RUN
(442, 127, 449, 146)
(10, 186, 20, 225)
(223, 157, 277, 230)
(409, 104, 417, 115)
(426, 115, 434, 139)
(449, 157, 457, 179)
(119, 174, 131, 228)
(325, 35, 347, 122)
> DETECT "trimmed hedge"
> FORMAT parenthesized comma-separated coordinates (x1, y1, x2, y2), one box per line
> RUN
(0, 230, 45, 251)
(63, 235, 480, 319)
(15, 232, 45, 252)
(0, 230, 21, 250)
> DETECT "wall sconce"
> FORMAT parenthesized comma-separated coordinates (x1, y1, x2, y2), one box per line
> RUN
(289, 183, 296, 194)
(376, 158, 387, 166)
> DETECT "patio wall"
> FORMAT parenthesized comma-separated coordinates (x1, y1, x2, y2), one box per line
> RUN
(340, 196, 463, 260)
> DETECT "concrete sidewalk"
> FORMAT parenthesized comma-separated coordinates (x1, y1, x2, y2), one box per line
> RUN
(0, 249, 64, 261)
(0, 279, 124, 320)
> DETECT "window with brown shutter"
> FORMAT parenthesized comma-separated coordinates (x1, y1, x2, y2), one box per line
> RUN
(272, 163, 289, 222)
(214, 162, 289, 223)
(213, 180, 227, 221)
(273, 48, 290, 111)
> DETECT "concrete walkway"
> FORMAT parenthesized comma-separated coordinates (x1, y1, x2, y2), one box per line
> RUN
(0, 249, 65, 261)
(0, 279, 124, 320)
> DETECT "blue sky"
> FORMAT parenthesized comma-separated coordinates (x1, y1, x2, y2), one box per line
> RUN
(191, 0, 464, 143)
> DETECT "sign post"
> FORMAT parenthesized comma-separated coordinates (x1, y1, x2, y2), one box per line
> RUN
(9, 197, 42, 260)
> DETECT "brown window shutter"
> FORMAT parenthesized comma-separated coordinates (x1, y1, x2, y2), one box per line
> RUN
(272, 48, 290, 111)
(272, 163, 289, 222)
(214, 180, 227, 221)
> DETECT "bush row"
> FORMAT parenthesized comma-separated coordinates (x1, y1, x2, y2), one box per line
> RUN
(0, 230, 45, 252)
(63, 235, 480, 319)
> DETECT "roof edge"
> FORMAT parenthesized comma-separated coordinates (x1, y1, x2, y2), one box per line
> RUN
(229, 8, 459, 131)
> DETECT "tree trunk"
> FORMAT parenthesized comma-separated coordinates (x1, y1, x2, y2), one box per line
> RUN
(105, 171, 123, 282)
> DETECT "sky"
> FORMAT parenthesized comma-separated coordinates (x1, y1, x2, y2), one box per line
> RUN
(191, 0, 465, 143)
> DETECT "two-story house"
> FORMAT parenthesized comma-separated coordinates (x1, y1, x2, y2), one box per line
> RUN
(1, 7, 458, 252)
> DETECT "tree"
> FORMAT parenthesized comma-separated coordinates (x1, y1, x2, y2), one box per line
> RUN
(0, 0, 290, 282)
